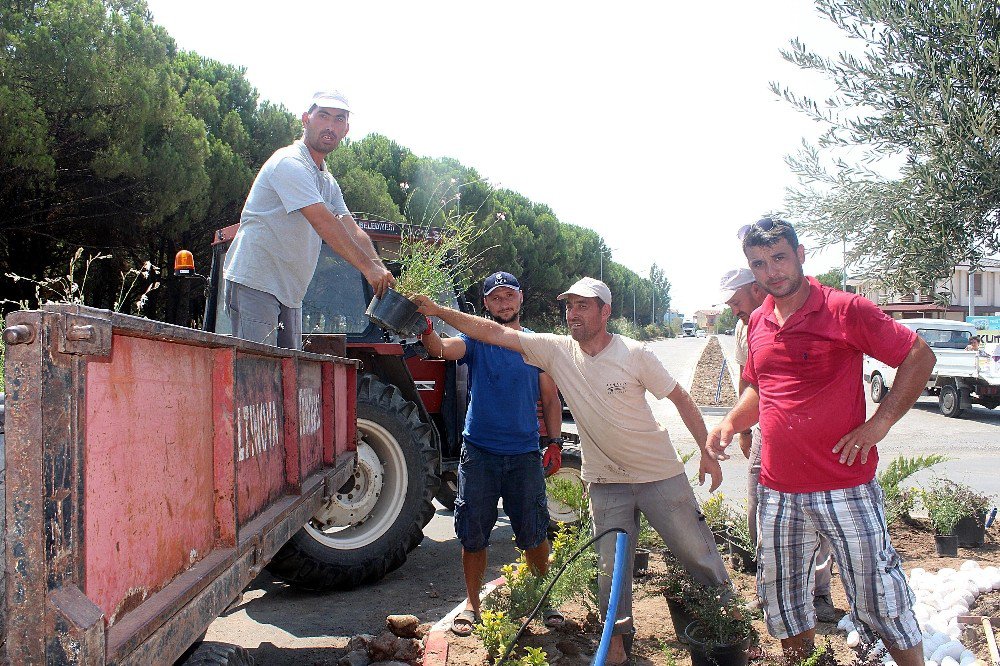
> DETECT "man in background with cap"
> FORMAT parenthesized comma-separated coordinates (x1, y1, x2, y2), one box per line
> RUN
(223, 90, 393, 349)
(719, 267, 838, 623)
(419, 271, 564, 636)
(414, 276, 731, 665)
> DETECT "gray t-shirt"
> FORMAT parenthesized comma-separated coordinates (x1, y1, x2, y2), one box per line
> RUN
(224, 140, 350, 308)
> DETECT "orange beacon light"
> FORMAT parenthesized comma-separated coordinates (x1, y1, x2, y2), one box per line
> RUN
(174, 250, 196, 276)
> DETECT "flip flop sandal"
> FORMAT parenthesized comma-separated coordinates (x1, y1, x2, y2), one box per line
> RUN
(450, 609, 479, 637)
(542, 608, 565, 628)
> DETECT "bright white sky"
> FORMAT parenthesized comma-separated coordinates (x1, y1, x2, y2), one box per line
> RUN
(145, 0, 853, 318)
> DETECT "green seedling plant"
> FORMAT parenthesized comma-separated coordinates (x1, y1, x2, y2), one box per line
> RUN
(921, 478, 993, 535)
(474, 610, 518, 661)
(877, 454, 947, 525)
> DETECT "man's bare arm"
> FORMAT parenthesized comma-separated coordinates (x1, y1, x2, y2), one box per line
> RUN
(419, 328, 466, 361)
(539, 373, 562, 441)
(834, 336, 935, 465)
(412, 296, 524, 354)
(299, 204, 394, 296)
(666, 384, 723, 492)
(706, 386, 761, 461)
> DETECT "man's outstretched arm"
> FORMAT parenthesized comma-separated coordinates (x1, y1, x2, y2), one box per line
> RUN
(412, 295, 524, 354)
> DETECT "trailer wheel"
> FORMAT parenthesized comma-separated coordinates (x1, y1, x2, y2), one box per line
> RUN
(546, 448, 585, 532)
(266, 374, 439, 590)
(870, 373, 888, 404)
(178, 641, 254, 666)
(939, 385, 965, 418)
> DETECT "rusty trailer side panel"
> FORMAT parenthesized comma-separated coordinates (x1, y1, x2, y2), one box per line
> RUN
(2, 305, 358, 665)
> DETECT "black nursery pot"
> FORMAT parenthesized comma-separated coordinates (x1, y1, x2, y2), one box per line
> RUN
(953, 512, 987, 548)
(684, 622, 753, 666)
(365, 288, 423, 335)
(935, 534, 959, 557)
(728, 540, 757, 574)
(664, 596, 696, 645)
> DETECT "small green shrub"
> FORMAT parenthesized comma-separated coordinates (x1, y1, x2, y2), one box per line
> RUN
(474, 610, 518, 659)
(878, 454, 947, 525)
(700, 493, 735, 534)
(921, 478, 988, 535)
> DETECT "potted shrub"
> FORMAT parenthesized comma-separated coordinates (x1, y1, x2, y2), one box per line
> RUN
(921, 480, 972, 557)
(947, 482, 994, 547)
(660, 554, 697, 645)
(700, 493, 735, 547)
(683, 582, 759, 666)
(366, 201, 492, 334)
(725, 508, 756, 574)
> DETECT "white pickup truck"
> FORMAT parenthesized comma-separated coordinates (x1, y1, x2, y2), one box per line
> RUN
(863, 318, 1000, 418)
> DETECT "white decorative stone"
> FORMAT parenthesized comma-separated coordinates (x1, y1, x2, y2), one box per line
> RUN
(846, 630, 861, 648)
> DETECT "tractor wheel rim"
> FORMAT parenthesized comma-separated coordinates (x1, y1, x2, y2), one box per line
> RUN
(306, 419, 408, 549)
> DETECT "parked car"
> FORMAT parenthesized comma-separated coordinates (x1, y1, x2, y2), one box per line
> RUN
(695, 329, 707, 338)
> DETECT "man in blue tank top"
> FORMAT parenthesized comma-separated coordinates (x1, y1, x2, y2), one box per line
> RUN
(420, 271, 563, 636)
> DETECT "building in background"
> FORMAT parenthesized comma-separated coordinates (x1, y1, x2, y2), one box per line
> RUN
(694, 308, 721, 332)
(852, 259, 1000, 321)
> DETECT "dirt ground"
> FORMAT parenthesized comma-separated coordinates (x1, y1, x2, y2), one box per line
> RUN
(688, 336, 738, 407)
(442, 522, 1000, 665)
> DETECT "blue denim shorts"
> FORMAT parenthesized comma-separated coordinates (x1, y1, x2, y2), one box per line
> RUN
(454, 443, 549, 552)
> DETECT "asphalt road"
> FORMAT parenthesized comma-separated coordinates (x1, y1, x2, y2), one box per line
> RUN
(204, 334, 1000, 659)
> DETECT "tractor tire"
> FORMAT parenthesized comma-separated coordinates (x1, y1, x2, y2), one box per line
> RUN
(939, 385, 965, 418)
(435, 470, 458, 511)
(266, 374, 439, 591)
(546, 448, 585, 532)
(178, 641, 254, 666)
(870, 373, 888, 404)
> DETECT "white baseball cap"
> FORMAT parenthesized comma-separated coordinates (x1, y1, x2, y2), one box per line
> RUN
(310, 91, 351, 113)
(558, 277, 612, 305)
(719, 268, 756, 303)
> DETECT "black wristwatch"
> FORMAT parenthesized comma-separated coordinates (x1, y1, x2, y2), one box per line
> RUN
(544, 437, 565, 449)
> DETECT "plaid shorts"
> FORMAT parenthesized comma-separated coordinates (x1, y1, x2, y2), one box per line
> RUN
(757, 479, 922, 649)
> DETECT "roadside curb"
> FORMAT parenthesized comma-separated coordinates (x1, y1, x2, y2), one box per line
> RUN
(698, 405, 731, 416)
(423, 576, 505, 666)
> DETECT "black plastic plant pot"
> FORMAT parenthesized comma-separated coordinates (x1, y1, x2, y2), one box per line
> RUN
(953, 513, 987, 548)
(365, 288, 422, 335)
(684, 622, 753, 666)
(664, 596, 695, 645)
(935, 534, 959, 558)
(633, 548, 650, 577)
(728, 540, 757, 574)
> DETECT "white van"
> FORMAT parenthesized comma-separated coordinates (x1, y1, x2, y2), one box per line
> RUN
(863, 318, 1000, 417)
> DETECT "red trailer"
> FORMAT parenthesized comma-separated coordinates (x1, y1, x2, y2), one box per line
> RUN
(1, 304, 358, 664)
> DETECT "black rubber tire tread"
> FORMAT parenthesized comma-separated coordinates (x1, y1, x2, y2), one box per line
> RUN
(870, 374, 887, 404)
(435, 470, 458, 511)
(178, 641, 255, 666)
(939, 385, 965, 418)
(265, 374, 439, 591)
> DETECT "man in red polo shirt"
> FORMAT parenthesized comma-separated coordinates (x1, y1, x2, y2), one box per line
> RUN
(706, 219, 935, 665)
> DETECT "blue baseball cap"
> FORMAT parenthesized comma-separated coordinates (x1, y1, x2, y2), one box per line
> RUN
(483, 271, 521, 295)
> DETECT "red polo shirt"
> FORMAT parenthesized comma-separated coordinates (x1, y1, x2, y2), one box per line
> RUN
(742, 277, 916, 493)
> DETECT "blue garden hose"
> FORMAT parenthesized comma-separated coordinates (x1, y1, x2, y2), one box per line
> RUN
(495, 527, 628, 666)
(592, 531, 630, 666)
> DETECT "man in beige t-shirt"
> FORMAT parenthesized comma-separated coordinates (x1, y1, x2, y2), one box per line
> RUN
(414, 277, 730, 665)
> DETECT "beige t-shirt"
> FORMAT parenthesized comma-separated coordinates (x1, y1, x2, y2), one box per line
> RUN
(734, 319, 748, 366)
(518, 332, 685, 484)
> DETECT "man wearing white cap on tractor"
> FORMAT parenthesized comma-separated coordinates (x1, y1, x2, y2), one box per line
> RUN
(720, 267, 838, 622)
(223, 90, 394, 349)
(413, 276, 732, 666)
